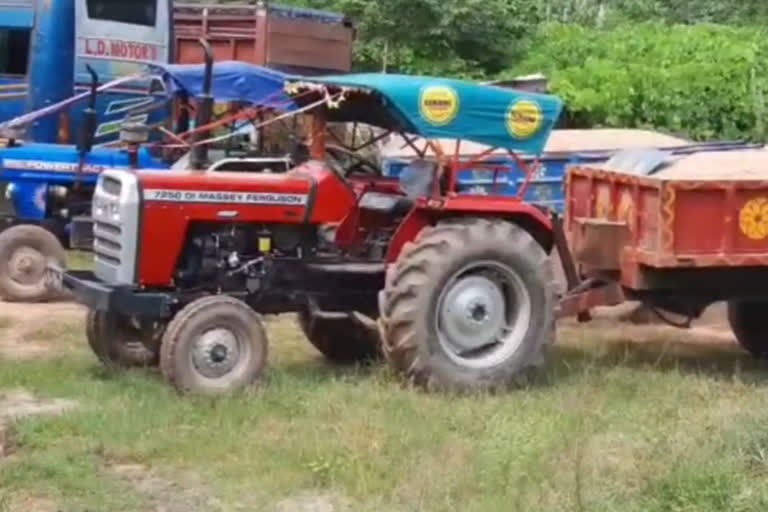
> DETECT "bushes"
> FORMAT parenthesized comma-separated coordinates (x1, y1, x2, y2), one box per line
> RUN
(538, 0, 768, 25)
(508, 23, 768, 141)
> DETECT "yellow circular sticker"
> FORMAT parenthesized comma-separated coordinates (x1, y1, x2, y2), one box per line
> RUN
(506, 100, 543, 139)
(739, 197, 768, 240)
(419, 86, 459, 126)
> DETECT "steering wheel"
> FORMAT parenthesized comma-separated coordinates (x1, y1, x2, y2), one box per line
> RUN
(325, 145, 382, 178)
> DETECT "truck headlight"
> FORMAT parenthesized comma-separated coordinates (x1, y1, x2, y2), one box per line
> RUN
(4, 183, 15, 200)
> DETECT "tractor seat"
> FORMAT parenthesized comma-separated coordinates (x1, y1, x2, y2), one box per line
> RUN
(358, 159, 437, 215)
(358, 192, 414, 216)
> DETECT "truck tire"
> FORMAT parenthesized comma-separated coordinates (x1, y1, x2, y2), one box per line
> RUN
(0, 225, 66, 302)
(296, 310, 381, 364)
(160, 296, 268, 394)
(727, 300, 768, 358)
(85, 310, 161, 368)
(379, 219, 555, 392)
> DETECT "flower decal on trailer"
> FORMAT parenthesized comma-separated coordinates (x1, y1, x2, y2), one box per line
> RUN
(739, 197, 768, 241)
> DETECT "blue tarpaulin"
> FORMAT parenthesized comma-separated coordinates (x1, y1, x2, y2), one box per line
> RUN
(152, 61, 297, 110)
(287, 73, 564, 155)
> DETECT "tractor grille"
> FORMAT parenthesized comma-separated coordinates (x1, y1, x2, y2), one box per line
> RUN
(92, 171, 141, 285)
(93, 221, 123, 266)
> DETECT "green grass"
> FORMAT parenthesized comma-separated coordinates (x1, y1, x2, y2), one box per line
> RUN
(2, 317, 768, 511)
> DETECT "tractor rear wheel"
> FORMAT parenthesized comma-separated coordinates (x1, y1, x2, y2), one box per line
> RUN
(379, 219, 554, 392)
(727, 300, 768, 358)
(0, 225, 66, 302)
(297, 309, 381, 364)
(85, 310, 162, 368)
(160, 296, 268, 394)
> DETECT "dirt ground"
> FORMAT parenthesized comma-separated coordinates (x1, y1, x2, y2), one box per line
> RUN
(0, 301, 86, 361)
(0, 295, 735, 365)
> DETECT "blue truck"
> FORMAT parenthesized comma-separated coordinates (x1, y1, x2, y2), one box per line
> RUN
(379, 131, 762, 214)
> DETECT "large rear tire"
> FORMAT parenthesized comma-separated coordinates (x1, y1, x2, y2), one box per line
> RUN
(85, 310, 161, 368)
(297, 310, 381, 364)
(160, 296, 268, 395)
(379, 219, 554, 392)
(727, 300, 768, 358)
(0, 225, 66, 302)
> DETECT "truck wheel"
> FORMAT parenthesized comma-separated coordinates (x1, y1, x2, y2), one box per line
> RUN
(297, 310, 381, 364)
(160, 296, 268, 395)
(0, 225, 66, 302)
(727, 300, 768, 358)
(85, 310, 161, 368)
(379, 219, 555, 392)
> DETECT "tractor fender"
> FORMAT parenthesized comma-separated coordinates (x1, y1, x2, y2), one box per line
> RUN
(385, 197, 554, 263)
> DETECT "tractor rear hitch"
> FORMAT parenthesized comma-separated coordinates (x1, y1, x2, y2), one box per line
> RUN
(551, 212, 592, 322)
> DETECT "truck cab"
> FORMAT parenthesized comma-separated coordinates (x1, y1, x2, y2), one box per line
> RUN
(0, 0, 173, 144)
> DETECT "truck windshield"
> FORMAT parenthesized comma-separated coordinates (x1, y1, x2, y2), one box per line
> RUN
(0, 29, 30, 76)
(86, 0, 157, 27)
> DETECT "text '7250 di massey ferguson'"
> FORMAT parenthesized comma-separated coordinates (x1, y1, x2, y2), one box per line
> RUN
(49, 73, 565, 395)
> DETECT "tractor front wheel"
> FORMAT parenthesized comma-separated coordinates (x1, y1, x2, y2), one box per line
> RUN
(297, 309, 381, 364)
(160, 296, 268, 394)
(727, 300, 768, 358)
(85, 310, 162, 368)
(379, 219, 554, 392)
(0, 225, 66, 302)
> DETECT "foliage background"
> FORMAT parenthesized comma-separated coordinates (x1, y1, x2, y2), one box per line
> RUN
(215, 0, 768, 141)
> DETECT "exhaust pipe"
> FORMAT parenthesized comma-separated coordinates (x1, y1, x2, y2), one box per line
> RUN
(189, 38, 214, 170)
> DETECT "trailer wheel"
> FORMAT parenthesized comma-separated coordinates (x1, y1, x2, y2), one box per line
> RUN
(379, 219, 555, 392)
(85, 310, 162, 368)
(0, 225, 66, 302)
(160, 296, 268, 395)
(727, 300, 768, 358)
(297, 310, 381, 364)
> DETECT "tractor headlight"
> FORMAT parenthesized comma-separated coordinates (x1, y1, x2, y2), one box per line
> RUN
(109, 202, 120, 221)
(93, 198, 120, 221)
(4, 183, 15, 200)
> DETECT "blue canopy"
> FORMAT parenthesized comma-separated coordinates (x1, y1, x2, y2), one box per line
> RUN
(152, 61, 297, 110)
(286, 73, 564, 155)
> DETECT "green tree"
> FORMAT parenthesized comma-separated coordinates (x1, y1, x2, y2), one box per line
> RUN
(284, 0, 540, 77)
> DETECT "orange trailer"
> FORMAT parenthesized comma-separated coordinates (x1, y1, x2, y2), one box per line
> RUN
(559, 149, 768, 356)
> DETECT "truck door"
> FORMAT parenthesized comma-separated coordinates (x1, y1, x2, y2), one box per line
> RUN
(73, 0, 173, 142)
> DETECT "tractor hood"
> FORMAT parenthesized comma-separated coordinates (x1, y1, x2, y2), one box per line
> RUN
(130, 161, 356, 226)
(0, 143, 166, 184)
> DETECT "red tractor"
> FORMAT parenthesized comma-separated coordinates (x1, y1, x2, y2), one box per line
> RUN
(49, 73, 566, 394)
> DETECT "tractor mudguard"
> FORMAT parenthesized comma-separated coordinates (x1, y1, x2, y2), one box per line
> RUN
(385, 198, 554, 263)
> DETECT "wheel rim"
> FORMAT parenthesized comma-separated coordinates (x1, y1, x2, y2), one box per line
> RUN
(436, 260, 532, 369)
(191, 327, 245, 379)
(8, 246, 46, 287)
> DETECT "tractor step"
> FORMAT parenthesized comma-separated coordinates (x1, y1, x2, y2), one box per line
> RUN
(305, 262, 386, 275)
(306, 297, 378, 333)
